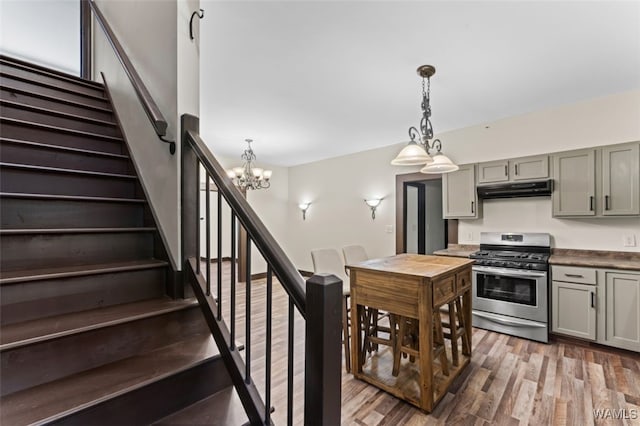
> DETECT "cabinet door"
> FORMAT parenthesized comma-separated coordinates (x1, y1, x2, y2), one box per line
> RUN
(442, 164, 478, 219)
(477, 160, 509, 183)
(510, 155, 549, 181)
(602, 143, 640, 216)
(551, 281, 596, 340)
(604, 272, 640, 352)
(552, 149, 596, 216)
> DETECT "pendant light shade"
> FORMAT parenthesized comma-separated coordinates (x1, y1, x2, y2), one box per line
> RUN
(420, 152, 460, 174)
(391, 141, 433, 166)
(390, 64, 458, 174)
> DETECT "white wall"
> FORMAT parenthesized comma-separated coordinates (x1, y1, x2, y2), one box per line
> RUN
(0, 0, 80, 75)
(93, 0, 200, 269)
(284, 90, 640, 271)
(424, 180, 445, 254)
(287, 145, 402, 272)
(406, 186, 418, 253)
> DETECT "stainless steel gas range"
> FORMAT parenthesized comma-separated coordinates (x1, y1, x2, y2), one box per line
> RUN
(469, 232, 551, 343)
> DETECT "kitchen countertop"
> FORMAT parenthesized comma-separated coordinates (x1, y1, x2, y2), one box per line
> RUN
(550, 249, 640, 271)
(433, 244, 479, 258)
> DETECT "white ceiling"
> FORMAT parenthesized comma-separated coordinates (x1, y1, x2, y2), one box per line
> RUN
(200, 1, 640, 167)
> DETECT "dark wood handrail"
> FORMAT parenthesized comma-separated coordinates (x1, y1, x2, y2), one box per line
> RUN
(185, 129, 307, 316)
(87, 0, 174, 154)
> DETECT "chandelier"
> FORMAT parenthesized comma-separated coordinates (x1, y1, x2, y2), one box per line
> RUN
(226, 139, 272, 190)
(391, 65, 459, 174)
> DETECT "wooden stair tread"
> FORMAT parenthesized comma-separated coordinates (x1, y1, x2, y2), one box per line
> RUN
(0, 297, 199, 350)
(0, 54, 105, 89)
(0, 70, 108, 101)
(0, 192, 146, 203)
(0, 333, 220, 426)
(1, 83, 113, 113)
(0, 227, 156, 235)
(0, 162, 137, 179)
(0, 137, 129, 159)
(0, 259, 168, 285)
(0, 99, 117, 126)
(153, 386, 249, 426)
(0, 117, 123, 142)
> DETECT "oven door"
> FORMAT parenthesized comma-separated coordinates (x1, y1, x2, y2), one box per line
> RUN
(472, 265, 548, 323)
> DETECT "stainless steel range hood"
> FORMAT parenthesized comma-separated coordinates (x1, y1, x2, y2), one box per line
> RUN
(477, 179, 553, 199)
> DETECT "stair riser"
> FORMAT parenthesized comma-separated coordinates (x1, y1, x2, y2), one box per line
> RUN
(1, 75, 109, 108)
(1, 268, 166, 325)
(0, 307, 208, 396)
(0, 142, 132, 174)
(0, 64, 105, 98)
(0, 87, 114, 121)
(1, 104, 121, 137)
(55, 357, 232, 426)
(0, 168, 139, 198)
(1, 121, 123, 154)
(0, 232, 154, 271)
(1, 198, 145, 229)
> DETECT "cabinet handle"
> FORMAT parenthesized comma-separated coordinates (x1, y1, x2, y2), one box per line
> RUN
(591, 292, 595, 308)
(564, 273, 584, 278)
(471, 201, 475, 214)
(589, 196, 594, 211)
(505, 165, 508, 175)
(605, 195, 610, 210)
(515, 164, 519, 175)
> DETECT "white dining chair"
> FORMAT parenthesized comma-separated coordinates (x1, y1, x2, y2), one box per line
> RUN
(342, 245, 368, 276)
(311, 248, 351, 372)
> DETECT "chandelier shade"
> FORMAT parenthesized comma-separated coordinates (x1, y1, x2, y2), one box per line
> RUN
(391, 64, 458, 174)
(420, 152, 460, 174)
(226, 139, 272, 190)
(390, 140, 433, 166)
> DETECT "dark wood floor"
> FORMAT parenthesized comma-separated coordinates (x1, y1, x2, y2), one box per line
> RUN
(207, 261, 640, 425)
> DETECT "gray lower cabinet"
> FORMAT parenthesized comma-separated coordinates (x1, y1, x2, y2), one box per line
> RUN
(602, 271, 640, 352)
(442, 164, 479, 219)
(552, 280, 596, 340)
(552, 148, 596, 216)
(552, 265, 640, 352)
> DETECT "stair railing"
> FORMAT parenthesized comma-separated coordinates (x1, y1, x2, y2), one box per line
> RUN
(85, 0, 175, 155)
(181, 115, 342, 425)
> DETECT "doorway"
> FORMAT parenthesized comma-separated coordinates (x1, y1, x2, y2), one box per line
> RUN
(395, 172, 458, 254)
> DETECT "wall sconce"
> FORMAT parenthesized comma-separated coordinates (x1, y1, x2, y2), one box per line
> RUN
(299, 203, 310, 220)
(364, 199, 382, 220)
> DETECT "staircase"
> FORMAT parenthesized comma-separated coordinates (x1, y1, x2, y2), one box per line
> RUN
(0, 55, 245, 425)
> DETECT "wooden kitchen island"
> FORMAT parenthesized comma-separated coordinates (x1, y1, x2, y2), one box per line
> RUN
(347, 254, 474, 412)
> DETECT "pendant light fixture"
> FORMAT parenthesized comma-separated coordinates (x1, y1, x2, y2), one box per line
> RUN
(391, 65, 458, 174)
(226, 139, 272, 190)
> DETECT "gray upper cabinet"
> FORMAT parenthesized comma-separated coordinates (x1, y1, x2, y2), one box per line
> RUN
(602, 143, 640, 216)
(478, 155, 549, 184)
(552, 142, 639, 217)
(509, 155, 549, 181)
(477, 160, 509, 184)
(552, 148, 596, 216)
(442, 164, 479, 219)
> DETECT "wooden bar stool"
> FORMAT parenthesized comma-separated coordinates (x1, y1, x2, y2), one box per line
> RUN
(392, 310, 450, 377)
(442, 296, 471, 366)
(361, 310, 396, 366)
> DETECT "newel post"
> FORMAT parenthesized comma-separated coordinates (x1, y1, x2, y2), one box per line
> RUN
(304, 273, 342, 426)
(180, 114, 200, 298)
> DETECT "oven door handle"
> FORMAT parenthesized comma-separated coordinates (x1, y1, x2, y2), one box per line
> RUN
(473, 311, 547, 328)
(472, 266, 546, 279)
